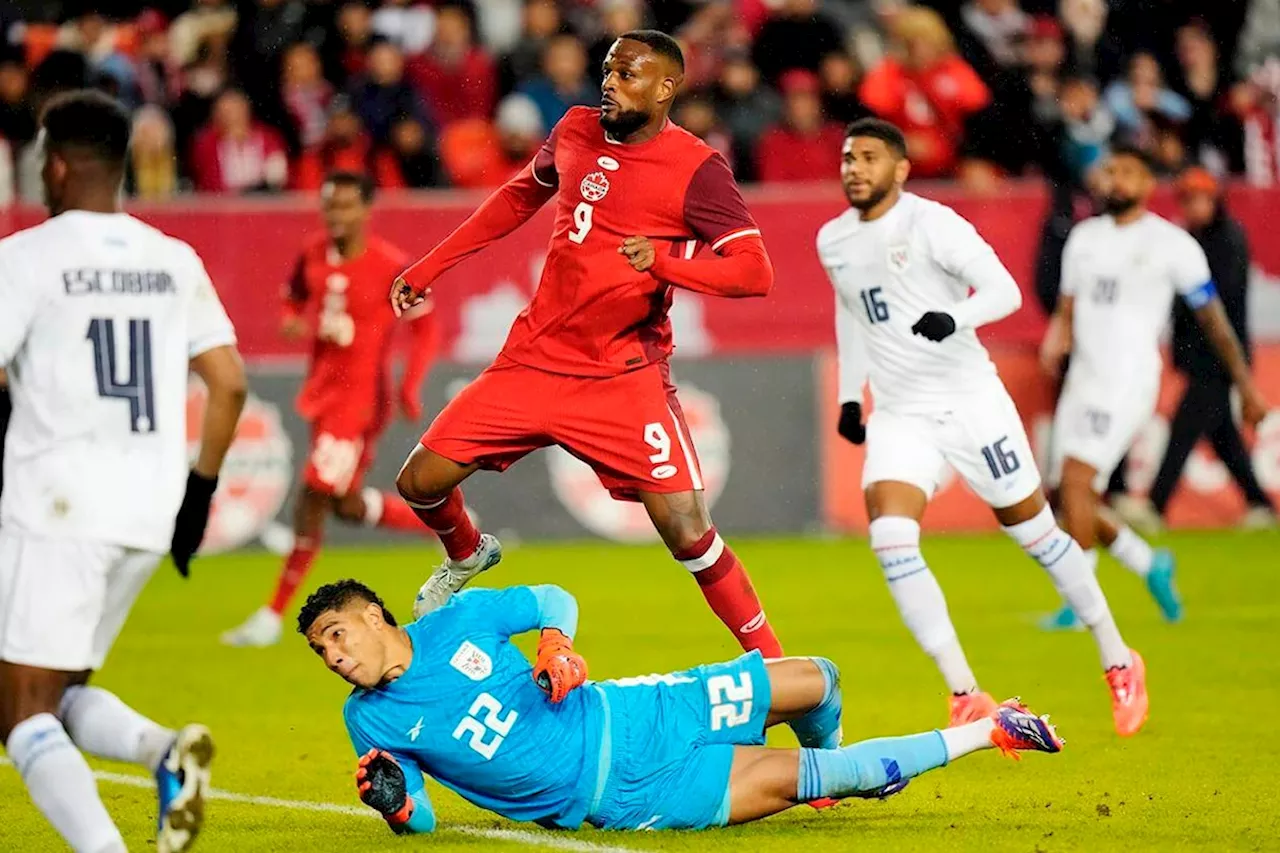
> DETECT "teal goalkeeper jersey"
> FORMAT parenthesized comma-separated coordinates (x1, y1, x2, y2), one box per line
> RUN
(342, 586, 603, 830)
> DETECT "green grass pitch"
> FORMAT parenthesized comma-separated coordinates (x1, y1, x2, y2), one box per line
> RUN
(2, 531, 1278, 852)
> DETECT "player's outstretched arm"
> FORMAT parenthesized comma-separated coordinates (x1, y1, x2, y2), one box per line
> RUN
(393, 163, 557, 314)
(1193, 298, 1268, 426)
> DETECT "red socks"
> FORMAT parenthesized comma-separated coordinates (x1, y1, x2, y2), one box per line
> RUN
(404, 488, 481, 560)
(675, 528, 783, 657)
(269, 538, 319, 615)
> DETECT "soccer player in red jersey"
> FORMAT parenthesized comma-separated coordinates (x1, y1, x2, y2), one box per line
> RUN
(223, 171, 437, 647)
(390, 31, 784, 659)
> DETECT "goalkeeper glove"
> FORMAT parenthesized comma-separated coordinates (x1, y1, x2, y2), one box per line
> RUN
(356, 749, 414, 827)
(911, 311, 957, 342)
(837, 401, 865, 445)
(532, 629, 587, 703)
(170, 470, 218, 578)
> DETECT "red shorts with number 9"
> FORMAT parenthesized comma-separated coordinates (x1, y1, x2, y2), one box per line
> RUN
(422, 356, 704, 501)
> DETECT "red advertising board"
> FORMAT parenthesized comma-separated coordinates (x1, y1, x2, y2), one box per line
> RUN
(4, 182, 1276, 359)
(820, 346, 1280, 532)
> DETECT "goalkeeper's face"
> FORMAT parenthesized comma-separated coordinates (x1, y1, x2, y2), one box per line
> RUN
(306, 602, 394, 689)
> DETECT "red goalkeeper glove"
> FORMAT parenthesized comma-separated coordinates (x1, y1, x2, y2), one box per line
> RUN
(532, 629, 587, 703)
(355, 749, 413, 827)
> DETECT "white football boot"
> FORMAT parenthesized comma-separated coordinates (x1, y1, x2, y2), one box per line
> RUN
(413, 533, 503, 619)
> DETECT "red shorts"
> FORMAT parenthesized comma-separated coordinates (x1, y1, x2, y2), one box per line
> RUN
(303, 408, 387, 497)
(423, 357, 704, 501)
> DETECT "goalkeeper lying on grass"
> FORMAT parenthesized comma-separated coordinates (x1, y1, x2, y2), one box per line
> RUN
(298, 579, 1063, 834)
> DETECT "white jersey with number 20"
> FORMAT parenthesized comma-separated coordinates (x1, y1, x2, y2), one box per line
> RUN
(0, 211, 236, 552)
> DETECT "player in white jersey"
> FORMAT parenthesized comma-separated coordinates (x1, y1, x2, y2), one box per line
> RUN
(1040, 144, 1268, 628)
(818, 119, 1148, 737)
(0, 92, 247, 853)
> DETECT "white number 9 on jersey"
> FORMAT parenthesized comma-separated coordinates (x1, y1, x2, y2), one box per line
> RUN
(568, 202, 593, 244)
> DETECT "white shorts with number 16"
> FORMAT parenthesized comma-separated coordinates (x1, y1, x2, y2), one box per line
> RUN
(862, 388, 1042, 509)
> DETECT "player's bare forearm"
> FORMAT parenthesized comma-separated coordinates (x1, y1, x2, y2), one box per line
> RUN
(189, 345, 248, 479)
(1039, 295, 1074, 378)
(646, 236, 774, 298)
(1195, 299, 1254, 391)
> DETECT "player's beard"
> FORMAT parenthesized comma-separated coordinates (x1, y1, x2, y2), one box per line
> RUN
(1102, 193, 1140, 216)
(599, 106, 650, 140)
(845, 177, 894, 213)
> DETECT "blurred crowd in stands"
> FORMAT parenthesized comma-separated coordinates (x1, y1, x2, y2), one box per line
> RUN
(1, 0, 1279, 202)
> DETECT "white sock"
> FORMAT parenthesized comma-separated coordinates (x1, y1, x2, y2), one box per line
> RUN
(7, 713, 126, 853)
(939, 717, 996, 761)
(59, 686, 175, 773)
(870, 516, 978, 695)
(1108, 525, 1154, 577)
(361, 487, 384, 527)
(1004, 506, 1132, 670)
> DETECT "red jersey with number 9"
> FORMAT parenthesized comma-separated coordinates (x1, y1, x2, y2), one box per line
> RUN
(285, 235, 411, 428)
(407, 106, 761, 377)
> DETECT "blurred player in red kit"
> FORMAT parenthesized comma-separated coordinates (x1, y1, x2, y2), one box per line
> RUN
(391, 31, 784, 660)
(223, 171, 437, 647)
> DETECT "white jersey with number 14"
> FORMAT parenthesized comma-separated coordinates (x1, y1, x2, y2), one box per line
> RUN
(0, 211, 236, 552)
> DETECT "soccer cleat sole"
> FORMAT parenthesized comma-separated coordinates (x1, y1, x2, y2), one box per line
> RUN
(158, 725, 215, 853)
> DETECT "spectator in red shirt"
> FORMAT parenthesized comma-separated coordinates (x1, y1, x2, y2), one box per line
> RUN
(189, 88, 289, 192)
(859, 6, 990, 178)
(282, 42, 334, 152)
(407, 4, 496, 127)
(293, 95, 396, 190)
(756, 69, 846, 182)
(330, 2, 375, 86)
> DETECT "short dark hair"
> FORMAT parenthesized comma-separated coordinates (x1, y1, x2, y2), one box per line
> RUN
(845, 117, 907, 159)
(41, 89, 131, 168)
(323, 169, 375, 204)
(297, 579, 398, 635)
(619, 30, 685, 73)
(1108, 141, 1156, 173)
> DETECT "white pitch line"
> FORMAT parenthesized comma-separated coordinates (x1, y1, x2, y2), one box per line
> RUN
(0, 759, 638, 853)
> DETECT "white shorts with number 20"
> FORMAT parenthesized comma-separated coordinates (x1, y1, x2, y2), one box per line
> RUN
(1048, 374, 1159, 493)
(862, 386, 1042, 509)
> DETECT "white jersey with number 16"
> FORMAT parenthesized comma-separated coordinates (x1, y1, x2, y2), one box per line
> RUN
(817, 192, 1022, 414)
(0, 211, 237, 552)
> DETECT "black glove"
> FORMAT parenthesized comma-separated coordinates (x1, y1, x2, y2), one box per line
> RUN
(356, 750, 409, 818)
(170, 470, 218, 577)
(911, 311, 957, 342)
(837, 401, 865, 445)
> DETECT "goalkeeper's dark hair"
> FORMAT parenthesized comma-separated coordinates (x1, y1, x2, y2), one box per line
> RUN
(297, 579, 398, 635)
(845, 117, 907, 159)
(40, 89, 131, 169)
(619, 30, 685, 73)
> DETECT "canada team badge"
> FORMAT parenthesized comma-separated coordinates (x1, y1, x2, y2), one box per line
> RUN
(580, 171, 610, 202)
